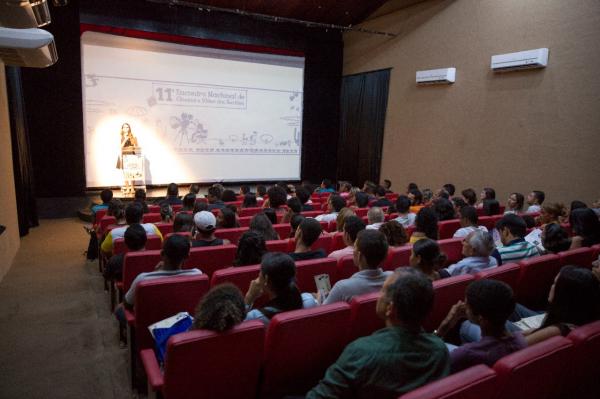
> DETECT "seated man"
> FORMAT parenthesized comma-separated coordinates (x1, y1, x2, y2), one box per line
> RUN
(526, 190, 545, 214)
(366, 206, 385, 230)
(91, 189, 113, 216)
(134, 189, 149, 213)
(328, 216, 365, 260)
(324, 229, 391, 304)
(181, 193, 196, 212)
(295, 186, 314, 211)
(371, 186, 392, 208)
(164, 183, 183, 205)
(103, 223, 147, 281)
(206, 185, 225, 210)
(440, 230, 497, 277)
(289, 218, 326, 261)
(492, 214, 540, 265)
(393, 195, 417, 227)
(315, 194, 346, 223)
(307, 268, 449, 398)
(382, 179, 393, 193)
(100, 203, 163, 256)
(434, 279, 526, 373)
(192, 211, 228, 247)
(453, 206, 488, 238)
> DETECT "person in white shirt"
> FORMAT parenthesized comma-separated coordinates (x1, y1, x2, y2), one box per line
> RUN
(329, 216, 366, 260)
(315, 194, 346, 223)
(526, 190, 545, 214)
(453, 206, 488, 238)
(366, 206, 385, 230)
(393, 195, 416, 227)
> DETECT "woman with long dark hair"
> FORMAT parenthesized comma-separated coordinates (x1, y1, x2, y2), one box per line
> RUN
(234, 231, 267, 266)
(409, 207, 439, 243)
(569, 208, 600, 249)
(409, 238, 447, 281)
(249, 213, 280, 241)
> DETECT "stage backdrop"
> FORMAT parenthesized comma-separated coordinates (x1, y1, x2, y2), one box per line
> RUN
(81, 31, 304, 187)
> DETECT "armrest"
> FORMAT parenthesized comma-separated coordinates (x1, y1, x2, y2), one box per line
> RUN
(140, 349, 164, 391)
(125, 309, 136, 326)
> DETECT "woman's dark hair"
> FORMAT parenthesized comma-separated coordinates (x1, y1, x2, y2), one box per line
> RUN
(286, 197, 302, 214)
(295, 186, 310, 205)
(461, 188, 477, 206)
(290, 214, 305, 238)
(510, 192, 525, 212)
(262, 208, 278, 225)
(256, 185, 267, 197)
(267, 186, 287, 208)
(570, 200, 587, 212)
(108, 199, 125, 220)
(407, 183, 419, 192)
(234, 231, 267, 266)
(542, 224, 571, 254)
(482, 187, 496, 200)
(167, 183, 179, 197)
(193, 283, 246, 332)
(193, 201, 208, 214)
(409, 189, 423, 205)
(483, 199, 501, 216)
(452, 197, 467, 212)
(379, 220, 408, 246)
(243, 193, 258, 208)
(159, 201, 173, 222)
(182, 193, 196, 210)
(250, 213, 279, 241)
(355, 192, 370, 208)
(541, 266, 600, 329)
(189, 183, 200, 194)
(460, 206, 478, 226)
(173, 212, 194, 233)
(415, 207, 439, 240)
(395, 195, 412, 214)
(570, 208, 600, 246)
(259, 253, 303, 319)
(222, 189, 238, 203)
(218, 207, 239, 229)
(412, 238, 447, 274)
(434, 198, 456, 221)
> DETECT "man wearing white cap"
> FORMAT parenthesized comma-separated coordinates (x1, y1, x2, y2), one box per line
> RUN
(192, 211, 230, 247)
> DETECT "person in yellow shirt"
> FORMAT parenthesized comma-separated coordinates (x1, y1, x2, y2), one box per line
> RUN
(101, 203, 162, 256)
(409, 207, 439, 244)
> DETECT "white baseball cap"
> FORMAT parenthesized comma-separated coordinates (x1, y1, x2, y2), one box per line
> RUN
(194, 211, 216, 231)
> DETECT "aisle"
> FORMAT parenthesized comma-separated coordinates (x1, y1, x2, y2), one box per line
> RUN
(0, 218, 130, 399)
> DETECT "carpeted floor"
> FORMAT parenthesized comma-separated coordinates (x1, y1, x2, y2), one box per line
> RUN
(0, 218, 131, 399)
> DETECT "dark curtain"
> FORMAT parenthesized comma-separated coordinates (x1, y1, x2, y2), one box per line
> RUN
(337, 69, 390, 187)
(5, 67, 39, 236)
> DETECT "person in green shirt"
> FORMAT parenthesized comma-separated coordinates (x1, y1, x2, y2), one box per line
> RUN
(306, 268, 450, 399)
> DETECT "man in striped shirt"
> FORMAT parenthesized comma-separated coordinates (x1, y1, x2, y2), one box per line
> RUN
(492, 214, 540, 265)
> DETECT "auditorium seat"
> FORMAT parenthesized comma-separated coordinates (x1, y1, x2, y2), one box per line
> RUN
(349, 291, 384, 341)
(398, 365, 498, 399)
(99, 216, 116, 233)
(566, 321, 600, 399)
(330, 232, 345, 252)
(560, 223, 573, 236)
(438, 219, 462, 239)
(423, 274, 474, 332)
(195, 197, 208, 204)
(120, 250, 163, 296)
(155, 222, 173, 237)
(437, 238, 463, 266)
(224, 200, 242, 207)
(164, 232, 192, 241)
(239, 207, 262, 217)
(336, 255, 358, 280)
(558, 247, 594, 269)
(295, 257, 338, 292)
(265, 239, 290, 252)
(477, 216, 495, 231)
(142, 213, 162, 223)
(183, 245, 237, 277)
(209, 264, 268, 307)
(287, 234, 333, 254)
(383, 245, 412, 271)
(327, 220, 337, 232)
(142, 320, 265, 399)
(94, 209, 108, 226)
(355, 208, 368, 217)
(113, 236, 162, 255)
(260, 303, 352, 398)
(493, 336, 573, 399)
(474, 263, 520, 291)
(214, 227, 248, 244)
(302, 210, 323, 218)
(593, 243, 600, 263)
(319, 220, 329, 232)
(238, 216, 252, 227)
(147, 205, 160, 213)
(405, 225, 415, 238)
(516, 254, 562, 310)
(172, 204, 182, 212)
(272, 223, 291, 239)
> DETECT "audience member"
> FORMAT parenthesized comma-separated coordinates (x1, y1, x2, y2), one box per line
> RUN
(134, 189, 149, 213)
(173, 212, 194, 233)
(216, 207, 239, 229)
(188, 184, 200, 195)
(101, 203, 162, 255)
(569, 200, 587, 213)
(408, 189, 424, 213)
(354, 191, 370, 208)
(366, 206, 385, 230)
(289, 214, 305, 239)
(453, 206, 488, 238)
(407, 182, 419, 192)
(159, 201, 173, 223)
(221, 189, 238, 203)
(492, 214, 539, 265)
(372, 186, 393, 207)
(107, 199, 126, 225)
(443, 183, 456, 198)
(282, 197, 302, 223)
(256, 185, 267, 201)
(379, 220, 408, 247)
(233, 231, 267, 266)
(329, 216, 365, 260)
(461, 188, 477, 206)
(362, 180, 377, 197)
(451, 197, 467, 215)
(316, 178, 336, 193)
(434, 189, 450, 200)
(434, 198, 456, 221)
(422, 188, 434, 206)
(181, 193, 196, 212)
(103, 223, 147, 281)
(91, 189, 114, 216)
(306, 268, 449, 398)
(239, 185, 251, 196)
(410, 207, 439, 243)
(164, 183, 183, 205)
(441, 230, 497, 277)
(315, 195, 346, 223)
(478, 187, 496, 206)
(244, 252, 317, 324)
(410, 238, 446, 281)
(192, 211, 227, 247)
(242, 193, 258, 208)
(289, 218, 326, 261)
(569, 208, 600, 248)
(541, 223, 571, 254)
(266, 185, 288, 212)
(393, 195, 416, 227)
(295, 186, 313, 211)
(206, 185, 225, 210)
(539, 202, 568, 227)
(193, 283, 247, 331)
(249, 213, 280, 241)
(482, 199, 500, 216)
(192, 201, 208, 214)
(505, 192, 524, 214)
(526, 190, 545, 213)
(324, 229, 391, 304)
(335, 207, 356, 233)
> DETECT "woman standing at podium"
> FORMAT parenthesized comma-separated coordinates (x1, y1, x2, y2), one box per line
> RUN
(116, 123, 138, 195)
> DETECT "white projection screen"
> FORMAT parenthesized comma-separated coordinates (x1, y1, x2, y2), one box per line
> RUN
(81, 31, 304, 187)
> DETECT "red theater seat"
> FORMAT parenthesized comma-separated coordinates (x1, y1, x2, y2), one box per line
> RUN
(493, 336, 573, 399)
(155, 222, 173, 237)
(94, 209, 108, 225)
(336, 255, 358, 281)
(383, 245, 412, 271)
(566, 321, 600, 399)
(474, 263, 520, 291)
(239, 207, 262, 217)
(558, 247, 594, 269)
(437, 238, 463, 266)
(438, 219, 461, 239)
(302, 210, 324, 218)
(113, 236, 162, 255)
(516, 254, 561, 310)
(238, 216, 252, 227)
(477, 216, 494, 231)
(327, 220, 337, 232)
(423, 274, 474, 332)
(142, 320, 265, 399)
(147, 205, 160, 213)
(121, 250, 163, 294)
(330, 232, 345, 252)
(184, 245, 237, 277)
(349, 291, 384, 341)
(265, 239, 290, 252)
(142, 213, 162, 223)
(210, 264, 267, 307)
(272, 223, 291, 239)
(398, 365, 497, 399)
(99, 216, 116, 233)
(295, 258, 338, 292)
(261, 303, 352, 398)
(287, 234, 333, 254)
(355, 208, 368, 217)
(214, 227, 248, 245)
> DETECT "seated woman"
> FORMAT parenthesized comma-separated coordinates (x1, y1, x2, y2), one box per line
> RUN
(181, 193, 196, 212)
(107, 199, 126, 226)
(409, 207, 439, 243)
(482, 199, 500, 216)
(569, 208, 600, 249)
(289, 214, 305, 239)
(242, 193, 258, 208)
(191, 211, 229, 247)
(217, 207, 239, 229)
(409, 238, 447, 281)
(541, 223, 571, 254)
(193, 283, 247, 331)
(281, 197, 302, 224)
(453, 206, 488, 238)
(244, 252, 318, 324)
(441, 230, 497, 277)
(249, 213, 280, 241)
(379, 220, 408, 247)
(159, 201, 173, 223)
(434, 198, 456, 221)
(265, 186, 288, 214)
(262, 208, 278, 225)
(234, 231, 267, 266)
(173, 212, 194, 233)
(407, 189, 424, 214)
(539, 203, 568, 227)
(477, 187, 496, 209)
(221, 189, 238, 203)
(505, 192, 525, 215)
(335, 207, 357, 233)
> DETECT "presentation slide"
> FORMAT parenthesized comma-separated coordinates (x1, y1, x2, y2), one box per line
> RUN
(81, 31, 304, 187)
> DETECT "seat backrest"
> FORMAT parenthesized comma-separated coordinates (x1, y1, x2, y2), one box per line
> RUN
(162, 320, 264, 399)
(239, 207, 263, 217)
(142, 213, 162, 223)
(261, 303, 352, 398)
(123, 250, 162, 292)
(271, 223, 291, 239)
(209, 264, 268, 308)
(155, 222, 173, 237)
(99, 216, 116, 233)
(214, 227, 249, 245)
(423, 274, 474, 332)
(184, 245, 238, 277)
(295, 258, 338, 292)
(560, 223, 573, 236)
(113, 235, 162, 255)
(398, 364, 498, 399)
(302, 210, 324, 218)
(238, 216, 253, 227)
(558, 247, 594, 269)
(94, 208, 108, 225)
(474, 263, 520, 291)
(349, 291, 384, 341)
(327, 220, 337, 232)
(438, 219, 462, 239)
(336, 255, 358, 281)
(165, 232, 192, 241)
(591, 243, 600, 261)
(477, 216, 494, 231)
(383, 245, 412, 271)
(566, 320, 600, 398)
(437, 238, 463, 266)
(516, 254, 561, 310)
(330, 232, 345, 252)
(493, 336, 573, 399)
(134, 274, 210, 350)
(265, 239, 290, 253)
(147, 205, 160, 213)
(286, 234, 334, 253)
(355, 207, 368, 217)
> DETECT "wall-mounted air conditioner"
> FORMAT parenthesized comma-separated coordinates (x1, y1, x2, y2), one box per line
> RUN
(0, 27, 57, 67)
(416, 68, 456, 85)
(491, 48, 548, 72)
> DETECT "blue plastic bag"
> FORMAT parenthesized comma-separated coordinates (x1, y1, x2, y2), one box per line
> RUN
(148, 312, 193, 364)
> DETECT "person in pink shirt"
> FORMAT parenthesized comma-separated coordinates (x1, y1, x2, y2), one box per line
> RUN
(329, 216, 366, 260)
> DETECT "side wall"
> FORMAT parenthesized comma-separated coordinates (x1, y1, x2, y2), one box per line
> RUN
(0, 64, 20, 281)
(343, 0, 600, 204)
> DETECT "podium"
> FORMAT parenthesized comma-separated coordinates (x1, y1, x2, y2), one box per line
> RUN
(121, 146, 146, 196)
